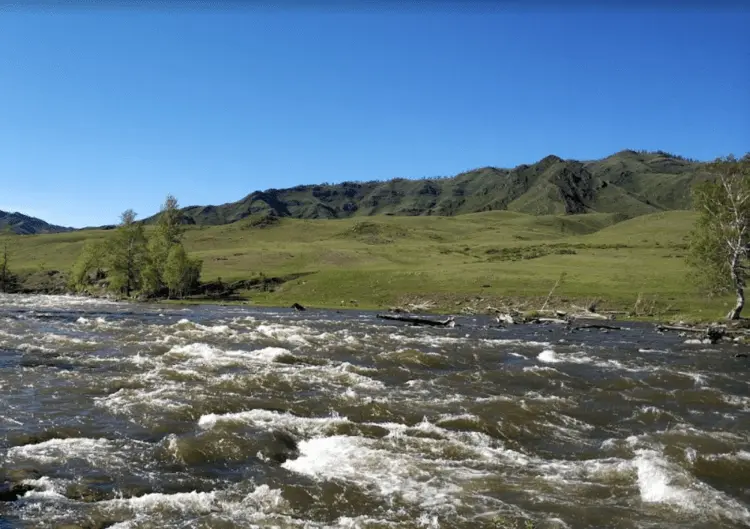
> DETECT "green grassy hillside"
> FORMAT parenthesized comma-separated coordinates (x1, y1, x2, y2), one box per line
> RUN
(1, 209, 731, 321)
(142, 150, 710, 227)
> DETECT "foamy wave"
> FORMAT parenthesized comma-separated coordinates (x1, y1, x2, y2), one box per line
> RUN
(5, 437, 141, 469)
(166, 343, 292, 367)
(283, 434, 465, 511)
(633, 449, 750, 522)
(0, 292, 122, 308)
(198, 408, 350, 437)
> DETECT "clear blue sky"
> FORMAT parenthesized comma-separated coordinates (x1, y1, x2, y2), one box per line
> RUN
(1, 6, 748, 228)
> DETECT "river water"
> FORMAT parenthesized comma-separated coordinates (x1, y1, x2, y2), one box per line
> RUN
(0, 294, 748, 529)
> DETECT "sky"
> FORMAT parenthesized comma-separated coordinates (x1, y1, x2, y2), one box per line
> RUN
(1, 3, 748, 228)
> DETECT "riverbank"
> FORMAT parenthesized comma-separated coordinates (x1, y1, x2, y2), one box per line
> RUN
(6, 276, 733, 328)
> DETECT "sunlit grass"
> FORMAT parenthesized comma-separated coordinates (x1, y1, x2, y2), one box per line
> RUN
(0, 210, 732, 321)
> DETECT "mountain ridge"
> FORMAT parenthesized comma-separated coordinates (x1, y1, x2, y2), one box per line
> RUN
(3, 149, 715, 233)
(0, 210, 74, 235)
(144, 149, 711, 226)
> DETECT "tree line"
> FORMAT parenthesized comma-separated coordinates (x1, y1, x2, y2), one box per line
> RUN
(69, 194, 202, 299)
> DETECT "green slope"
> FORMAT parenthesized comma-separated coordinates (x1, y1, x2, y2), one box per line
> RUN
(142, 150, 710, 227)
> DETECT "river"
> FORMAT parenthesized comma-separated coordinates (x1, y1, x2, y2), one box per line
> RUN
(0, 293, 748, 529)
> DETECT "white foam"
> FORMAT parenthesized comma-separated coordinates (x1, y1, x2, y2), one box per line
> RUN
(166, 343, 291, 367)
(5, 437, 144, 471)
(537, 350, 562, 363)
(633, 449, 750, 522)
(282, 435, 463, 511)
(198, 408, 350, 437)
(110, 490, 219, 514)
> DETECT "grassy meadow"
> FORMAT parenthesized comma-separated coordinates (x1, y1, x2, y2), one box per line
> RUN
(0, 210, 733, 321)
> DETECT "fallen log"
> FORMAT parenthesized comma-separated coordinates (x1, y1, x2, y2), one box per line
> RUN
(574, 324, 624, 331)
(569, 312, 611, 321)
(656, 324, 708, 333)
(656, 324, 729, 344)
(535, 317, 569, 325)
(377, 314, 456, 327)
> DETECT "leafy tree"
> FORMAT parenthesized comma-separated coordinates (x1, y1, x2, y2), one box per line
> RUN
(69, 196, 202, 300)
(108, 209, 147, 297)
(688, 156, 750, 319)
(163, 243, 188, 298)
(68, 240, 108, 292)
(163, 243, 203, 299)
(142, 194, 186, 295)
(0, 230, 12, 293)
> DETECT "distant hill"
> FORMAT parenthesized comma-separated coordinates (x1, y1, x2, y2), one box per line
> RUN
(0, 210, 74, 235)
(144, 150, 711, 227)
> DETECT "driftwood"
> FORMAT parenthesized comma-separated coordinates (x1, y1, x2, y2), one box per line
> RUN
(534, 317, 569, 325)
(496, 313, 519, 325)
(290, 303, 306, 312)
(656, 324, 731, 345)
(377, 313, 456, 327)
(569, 312, 612, 321)
(656, 324, 709, 333)
(574, 324, 624, 331)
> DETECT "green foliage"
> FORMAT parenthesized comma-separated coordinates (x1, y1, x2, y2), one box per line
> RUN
(107, 209, 148, 297)
(68, 240, 107, 292)
(68, 196, 203, 300)
(688, 157, 750, 295)
(140, 194, 196, 298)
(163, 244, 202, 298)
(0, 233, 15, 293)
(687, 157, 750, 318)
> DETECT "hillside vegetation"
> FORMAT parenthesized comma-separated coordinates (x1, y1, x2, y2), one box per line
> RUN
(0, 210, 72, 235)
(144, 150, 710, 226)
(0, 209, 733, 321)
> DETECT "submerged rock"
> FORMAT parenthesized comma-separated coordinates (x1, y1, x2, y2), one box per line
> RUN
(0, 482, 34, 501)
(263, 430, 300, 464)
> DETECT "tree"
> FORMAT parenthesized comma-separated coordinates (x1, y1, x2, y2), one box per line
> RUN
(108, 209, 147, 297)
(163, 245, 203, 299)
(0, 232, 11, 293)
(163, 243, 188, 298)
(688, 156, 750, 319)
(142, 194, 186, 295)
(68, 240, 108, 292)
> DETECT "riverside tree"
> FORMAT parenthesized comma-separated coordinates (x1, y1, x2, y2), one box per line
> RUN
(688, 155, 750, 319)
(0, 230, 13, 293)
(108, 209, 148, 297)
(163, 243, 203, 299)
(68, 239, 108, 293)
(141, 194, 188, 297)
(70, 195, 202, 300)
